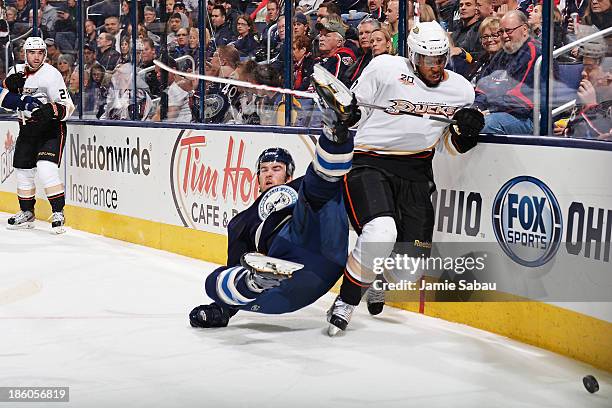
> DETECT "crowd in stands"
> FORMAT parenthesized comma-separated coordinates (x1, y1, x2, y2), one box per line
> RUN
(0, 0, 609, 138)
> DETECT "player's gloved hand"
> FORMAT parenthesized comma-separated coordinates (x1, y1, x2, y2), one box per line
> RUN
(31, 102, 64, 123)
(19, 95, 42, 111)
(450, 108, 484, 153)
(319, 95, 360, 144)
(454, 107, 484, 138)
(4, 72, 25, 93)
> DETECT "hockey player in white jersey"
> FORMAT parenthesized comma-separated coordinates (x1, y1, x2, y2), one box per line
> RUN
(4, 37, 75, 233)
(316, 21, 485, 336)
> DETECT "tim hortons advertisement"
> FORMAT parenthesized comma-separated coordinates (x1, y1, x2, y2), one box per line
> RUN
(170, 129, 316, 234)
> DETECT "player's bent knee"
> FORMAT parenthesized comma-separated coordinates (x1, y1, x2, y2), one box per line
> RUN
(362, 216, 398, 244)
(36, 160, 62, 189)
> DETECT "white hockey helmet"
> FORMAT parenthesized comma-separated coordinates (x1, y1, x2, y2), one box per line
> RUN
(407, 21, 450, 70)
(23, 36, 47, 71)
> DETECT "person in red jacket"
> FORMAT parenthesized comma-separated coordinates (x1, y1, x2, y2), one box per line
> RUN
(314, 17, 356, 86)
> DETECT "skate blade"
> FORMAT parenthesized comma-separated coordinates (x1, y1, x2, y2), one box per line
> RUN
(327, 324, 342, 337)
(6, 222, 35, 230)
(51, 226, 66, 235)
(241, 253, 303, 278)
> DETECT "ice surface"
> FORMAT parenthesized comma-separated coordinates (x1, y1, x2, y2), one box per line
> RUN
(1, 214, 610, 408)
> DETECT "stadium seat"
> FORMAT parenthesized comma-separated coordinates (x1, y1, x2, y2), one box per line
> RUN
(557, 62, 583, 90)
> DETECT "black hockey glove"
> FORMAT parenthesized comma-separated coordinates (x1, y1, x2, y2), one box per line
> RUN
(449, 108, 484, 153)
(320, 95, 361, 143)
(454, 108, 484, 138)
(4, 72, 25, 93)
(31, 102, 66, 123)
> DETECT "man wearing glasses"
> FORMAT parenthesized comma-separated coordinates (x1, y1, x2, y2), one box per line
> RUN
(473, 9, 553, 135)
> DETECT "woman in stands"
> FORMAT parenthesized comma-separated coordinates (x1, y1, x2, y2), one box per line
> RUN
(230, 14, 260, 57)
(370, 27, 393, 56)
(468, 16, 502, 83)
(582, 0, 611, 30)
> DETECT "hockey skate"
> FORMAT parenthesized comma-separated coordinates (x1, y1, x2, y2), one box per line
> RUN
(366, 285, 385, 316)
(7, 210, 35, 230)
(189, 303, 232, 328)
(326, 295, 355, 337)
(49, 212, 65, 234)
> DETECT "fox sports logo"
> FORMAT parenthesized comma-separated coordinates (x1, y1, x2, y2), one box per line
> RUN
(492, 176, 563, 267)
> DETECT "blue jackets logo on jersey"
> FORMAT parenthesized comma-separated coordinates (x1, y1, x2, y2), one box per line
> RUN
(492, 176, 563, 267)
(258, 184, 298, 220)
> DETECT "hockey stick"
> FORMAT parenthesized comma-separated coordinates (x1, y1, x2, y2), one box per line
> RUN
(153, 60, 456, 124)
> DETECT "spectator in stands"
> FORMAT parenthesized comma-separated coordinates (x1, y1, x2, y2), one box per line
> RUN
(491, 0, 519, 18)
(67, 0, 77, 20)
(188, 27, 201, 63)
(5, 7, 19, 36)
(384, 0, 398, 52)
(120, 0, 130, 29)
(250, 63, 293, 125)
(97, 33, 121, 71)
(85, 19, 98, 51)
(14, 0, 30, 25)
(261, 0, 280, 47)
(209, 45, 240, 78)
(583, 0, 611, 30)
(173, 1, 191, 28)
(172, 28, 191, 58)
(105, 15, 121, 37)
(367, 0, 386, 22)
(119, 37, 132, 64)
(53, 4, 77, 53)
(155, 57, 194, 122)
(293, 12, 311, 39)
(527, 3, 542, 39)
(88, 63, 109, 116)
(419, 3, 439, 23)
(45, 38, 61, 67)
(451, 0, 484, 63)
(144, 6, 162, 35)
(220, 0, 241, 37)
(474, 10, 542, 134)
(370, 27, 393, 56)
(139, 38, 162, 97)
(12, 40, 25, 64)
(83, 44, 98, 71)
(343, 18, 380, 86)
(468, 16, 502, 82)
(57, 54, 74, 86)
(39, 0, 58, 38)
(316, 2, 341, 25)
(230, 14, 260, 57)
(558, 29, 611, 139)
(167, 13, 184, 44)
(293, 35, 315, 91)
(210, 5, 235, 48)
(477, 0, 494, 18)
(315, 17, 356, 85)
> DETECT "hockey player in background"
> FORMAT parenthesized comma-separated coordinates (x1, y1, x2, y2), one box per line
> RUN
(189, 131, 354, 327)
(324, 22, 485, 336)
(4, 36, 75, 233)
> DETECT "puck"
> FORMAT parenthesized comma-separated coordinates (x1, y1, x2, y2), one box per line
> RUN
(583, 375, 599, 394)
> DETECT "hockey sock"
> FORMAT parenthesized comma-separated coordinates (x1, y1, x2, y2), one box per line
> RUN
(206, 266, 259, 308)
(18, 194, 35, 212)
(339, 269, 371, 306)
(47, 191, 65, 213)
(313, 132, 353, 179)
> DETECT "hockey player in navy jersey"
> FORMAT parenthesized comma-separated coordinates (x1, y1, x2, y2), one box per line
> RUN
(189, 117, 356, 328)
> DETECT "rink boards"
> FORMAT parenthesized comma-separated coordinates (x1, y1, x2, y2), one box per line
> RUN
(0, 120, 610, 371)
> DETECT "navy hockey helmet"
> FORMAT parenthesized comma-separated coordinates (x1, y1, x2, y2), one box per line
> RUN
(256, 147, 295, 177)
